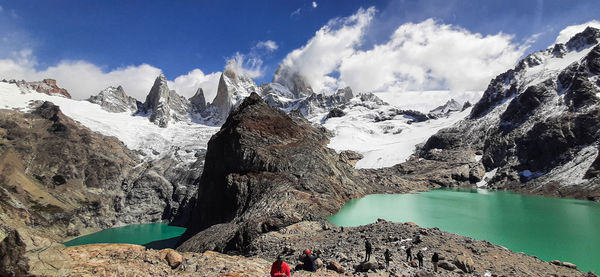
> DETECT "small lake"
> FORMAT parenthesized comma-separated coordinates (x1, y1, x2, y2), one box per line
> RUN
(328, 189, 600, 273)
(63, 223, 186, 249)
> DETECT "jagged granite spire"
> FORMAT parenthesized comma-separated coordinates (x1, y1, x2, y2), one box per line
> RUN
(142, 74, 191, 127)
(189, 87, 206, 113)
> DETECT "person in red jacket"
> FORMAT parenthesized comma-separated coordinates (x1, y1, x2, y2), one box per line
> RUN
(270, 255, 291, 277)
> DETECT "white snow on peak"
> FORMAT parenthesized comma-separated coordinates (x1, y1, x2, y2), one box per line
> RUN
(522, 46, 595, 87)
(311, 98, 471, 169)
(0, 82, 219, 162)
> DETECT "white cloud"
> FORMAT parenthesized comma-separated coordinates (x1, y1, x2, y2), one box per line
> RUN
(255, 40, 278, 52)
(291, 8, 301, 17)
(224, 52, 264, 79)
(312, 1, 317, 8)
(554, 20, 600, 45)
(339, 19, 528, 94)
(0, 50, 222, 102)
(168, 69, 221, 103)
(278, 8, 528, 110)
(278, 7, 376, 93)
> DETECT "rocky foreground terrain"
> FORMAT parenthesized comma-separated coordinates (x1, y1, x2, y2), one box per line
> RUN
(1, 220, 591, 276)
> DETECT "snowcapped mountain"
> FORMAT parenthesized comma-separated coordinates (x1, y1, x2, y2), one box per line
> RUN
(422, 26, 600, 199)
(87, 85, 141, 114)
(207, 69, 261, 123)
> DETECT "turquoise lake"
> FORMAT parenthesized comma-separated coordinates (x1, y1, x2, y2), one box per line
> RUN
(328, 188, 600, 273)
(63, 223, 186, 249)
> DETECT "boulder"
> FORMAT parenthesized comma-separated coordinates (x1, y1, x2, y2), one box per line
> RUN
(438, 261, 456, 271)
(414, 271, 435, 277)
(453, 254, 475, 273)
(326, 260, 344, 273)
(561, 262, 577, 269)
(408, 260, 419, 268)
(164, 249, 183, 269)
(355, 261, 379, 272)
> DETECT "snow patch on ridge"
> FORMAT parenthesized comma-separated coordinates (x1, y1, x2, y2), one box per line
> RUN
(0, 82, 219, 162)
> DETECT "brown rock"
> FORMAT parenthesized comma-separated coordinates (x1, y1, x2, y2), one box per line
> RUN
(408, 260, 419, 268)
(326, 260, 344, 273)
(453, 254, 475, 273)
(561, 262, 577, 269)
(406, 222, 418, 226)
(0, 230, 30, 277)
(164, 249, 183, 269)
(551, 260, 562, 265)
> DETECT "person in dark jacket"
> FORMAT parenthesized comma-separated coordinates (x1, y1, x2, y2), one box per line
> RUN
(300, 249, 318, 272)
(384, 249, 392, 268)
(405, 246, 413, 261)
(432, 252, 439, 272)
(364, 239, 373, 262)
(416, 250, 424, 268)
(270, 255, 291, 277)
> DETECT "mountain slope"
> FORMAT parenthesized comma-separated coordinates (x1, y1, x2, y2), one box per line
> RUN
(421, 27, 600, 200)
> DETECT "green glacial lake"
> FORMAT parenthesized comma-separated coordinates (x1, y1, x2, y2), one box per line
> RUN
(63, 223, 186, 249)
(328, 189, 600, 273)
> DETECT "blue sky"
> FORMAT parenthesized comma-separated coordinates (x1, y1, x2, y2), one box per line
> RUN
(0, 0, 599, 103)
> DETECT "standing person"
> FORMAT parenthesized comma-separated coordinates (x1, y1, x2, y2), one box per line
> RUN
(300, 249, 318, 272)
(384, 249, 392, 268)
(432, 252, 439, 272)
(270, 255, 291, 277)
(416, 250, 424, 268)
(364, 239, 373, 262)
(405, 246, 413, 261)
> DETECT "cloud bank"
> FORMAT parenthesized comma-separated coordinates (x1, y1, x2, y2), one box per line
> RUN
(277, 7, 530, 110)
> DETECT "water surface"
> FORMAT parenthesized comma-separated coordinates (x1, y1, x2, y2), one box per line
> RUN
(328, 189, 600, 273)
(64, 223, 186, 249)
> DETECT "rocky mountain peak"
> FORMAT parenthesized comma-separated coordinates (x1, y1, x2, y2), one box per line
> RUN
(428, 99, 462, 119)
(272, 64, 313, 98)
(565, 26, 600, 51)
(189, 87, 206, 113)
(209, 70, 260, 123)
(88, 85, 140, 113)
(142, 74, 191, 127)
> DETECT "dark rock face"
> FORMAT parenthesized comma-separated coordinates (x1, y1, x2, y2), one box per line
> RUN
(178, 93, 370, 253)
(0, 230, 29, 277)
(422, 27, 600, 200)
(325, 108, 345, 119)
(189, 88, 206, 113)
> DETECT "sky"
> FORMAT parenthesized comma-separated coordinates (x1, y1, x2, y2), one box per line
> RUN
(0, 0, 599, 109)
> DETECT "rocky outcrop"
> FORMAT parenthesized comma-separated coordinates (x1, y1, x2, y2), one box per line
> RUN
(3, 78, 71, 98)
(142, 74, 190, 127)
(88, 85, 140, 113)
(0, 101, 201, 239)
(0, 230, 29, 277)
(178, 92, 373, 253)
(420, 27, 600, 199)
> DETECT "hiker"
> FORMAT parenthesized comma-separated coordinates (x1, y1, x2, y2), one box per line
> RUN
(405, 246, 413, 261)
(432, 252, 439, 272)
(270, 255, 291, 277)
(364, 239, 373, 262)
(300, 249, 319, 272)
(416, 250, 424, 268)
(384, 249, 392, 268)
